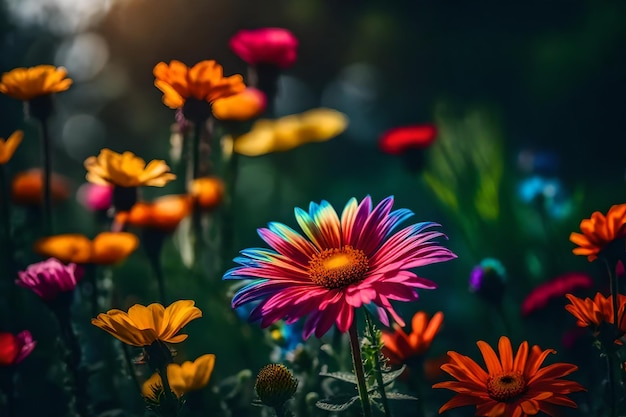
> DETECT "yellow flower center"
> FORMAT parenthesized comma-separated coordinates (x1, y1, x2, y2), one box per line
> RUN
(308, 246, 369, 289)
(487, 372, 527, 402)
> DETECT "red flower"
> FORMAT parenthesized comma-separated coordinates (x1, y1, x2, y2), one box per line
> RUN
(0, 331, 36, 366)
(379, 124, 437, 155)
(229, 28, 298, 69)
(521, 272, 594, 316)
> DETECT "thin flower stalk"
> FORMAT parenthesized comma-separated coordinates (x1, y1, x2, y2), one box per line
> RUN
(348, 317, 372, 417)
(603, 258, 621, 417)
(39, 120, 53, 234)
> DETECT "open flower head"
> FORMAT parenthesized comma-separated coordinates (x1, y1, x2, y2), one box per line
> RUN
(230, 28, 299, 69)
(91, 300, 202, 346)
(153, 60, 245, 109)
(0, 331, 36, 366)
(0, 130, 23, 164)
(34, 232, 139, 265)
(382, 311, 443, 365)
(570, 204, 626, 261)
(433, 336, 585, 416)
(17, 258, 83, 301)
(142, 354, 216, 399)
(84, 149, 176, 188)
(225, 196, 456, 339)
(0, 65, 72, 101)
(565, 292, 626, 338)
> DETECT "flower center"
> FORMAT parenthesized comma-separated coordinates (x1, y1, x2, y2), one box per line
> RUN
(487, 372, 527, 402)
(308, 246, 369, 289)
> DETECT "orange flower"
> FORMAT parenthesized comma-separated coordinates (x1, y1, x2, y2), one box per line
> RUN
(11, 168, 70, 205)
(153, 60, 245, 109)
(565, 292, 626, 338)
(212, 87, 266, 121)
(189, 177, 224, 211)
(34, 232, 139, 265)
(0, 130, 23, 164)
(118, 195, 191, 232)
(570, 204, 626, 261)
(381, 311, 443, 365)
(433, 336, 585, 416)
(0, 65, 72, 101)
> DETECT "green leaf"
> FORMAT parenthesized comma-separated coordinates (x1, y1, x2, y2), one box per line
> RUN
(381, 365, 406, 385)
(315, 395, 359, 412)
(318, 370, 357, 385)
(384, 392, 419, 401)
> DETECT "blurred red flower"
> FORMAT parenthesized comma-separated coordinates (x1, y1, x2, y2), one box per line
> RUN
(521, 272, 593, 316)
(229, 28, 298, 69)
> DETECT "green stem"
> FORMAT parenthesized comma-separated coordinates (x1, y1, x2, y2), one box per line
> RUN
(53, 305, 90, 417)
(364, 312, 391, 417)
(604, 258, 620, 416)
(494, 302, 512, 336)
(120, 344, 142, 395)
(348, 317, 372, 417)
(39, 118, 53, 235)
(0, 367, 15, 417)
(221, 137, 239, 267)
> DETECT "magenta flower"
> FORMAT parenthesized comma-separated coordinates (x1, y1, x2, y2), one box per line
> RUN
(17, 258, 84, 301)
(0, 330, 36, 366)
(229, 28, 298, 69)
(76, 182, 113, 211)
(224, 196, 456, 339)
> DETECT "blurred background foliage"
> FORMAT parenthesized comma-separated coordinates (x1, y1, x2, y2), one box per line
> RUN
(1, 0, 626, 416)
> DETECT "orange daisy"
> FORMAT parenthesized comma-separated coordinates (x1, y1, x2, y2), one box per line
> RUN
(153, 60, 245, 109)
(433, 336, 585, 416)
(381, 311, 443, 365)
(0, 65, 72, 101)
(565, 292, 626, 339)
(189, 177, 224, 211)
(570, 204, 626, 261)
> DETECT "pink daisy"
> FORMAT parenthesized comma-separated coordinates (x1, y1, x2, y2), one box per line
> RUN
(224, 196, 457, 338)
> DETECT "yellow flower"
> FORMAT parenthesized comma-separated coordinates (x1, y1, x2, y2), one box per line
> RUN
(84, 149, 176, 188)
(142, 354, 216, 400)
(234, 108, 348, 156)
(91, 300, 202, 346)
(0, 130, 23, 164)
(153, 60, 245, 109)
(0, 65, 72, 100)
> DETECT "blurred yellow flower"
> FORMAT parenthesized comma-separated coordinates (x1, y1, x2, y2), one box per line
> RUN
(34, 232, 139, 265)
(84, 149, 176, 188)
(142, 354, 215, 399)
(0, 65, 72, 100)
(234, 108, 348, 156)
(91, 300, 202, 346)
(0, 130, 23, 164)
(153, 60, 245, 109)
